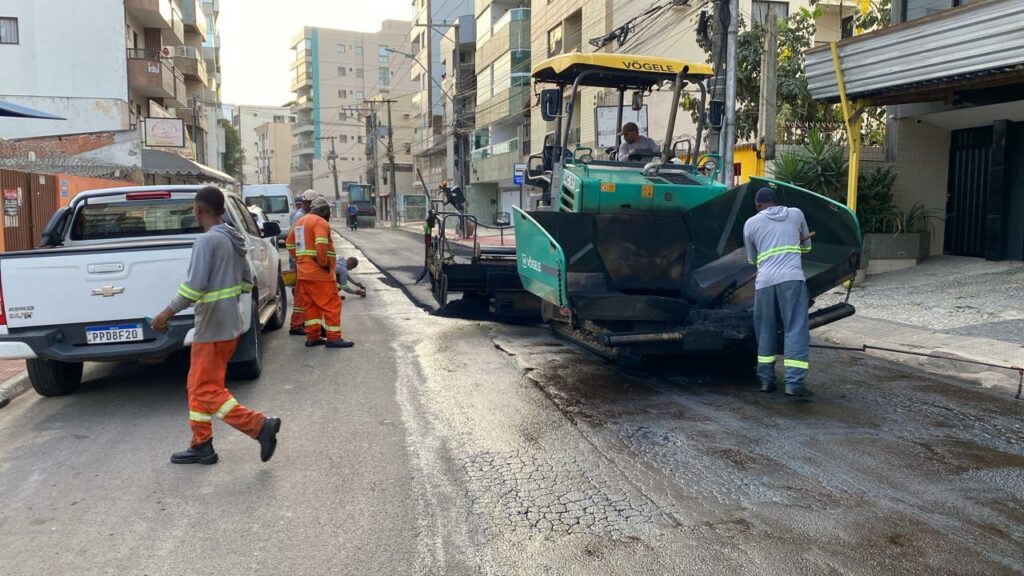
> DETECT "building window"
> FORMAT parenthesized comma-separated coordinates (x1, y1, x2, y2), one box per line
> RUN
(547, 24, 563, 57)
(378, 46, 389, 64)
(339, 89, 346, 98)
(336, 43, 345, 53)
(356, 91, 365, 101)
(379, 68, 390, 86)
(841, 15, 854, 39)
(337, 66, 346, 76)
(0, 17, 18, 44)
(273, 115, 284, 122)
(358, 136, 365, 144)
(356, 68, 364, 79)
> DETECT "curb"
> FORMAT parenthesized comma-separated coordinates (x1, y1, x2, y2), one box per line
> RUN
(0, 370, 30, 409)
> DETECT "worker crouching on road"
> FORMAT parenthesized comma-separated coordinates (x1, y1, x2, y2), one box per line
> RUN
(743, 187, 815, 398)
(287, 197, 353, 348)
(337, 256, 366, 299)
(288, 189, 320, 335)
(152, 186, 281, 465)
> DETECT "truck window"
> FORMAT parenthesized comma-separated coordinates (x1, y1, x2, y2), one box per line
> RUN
(69, 199, 201, 240)
(246, 195, 290, 214)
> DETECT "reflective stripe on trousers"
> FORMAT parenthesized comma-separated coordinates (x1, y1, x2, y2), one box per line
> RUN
(753, 280, 810, 388)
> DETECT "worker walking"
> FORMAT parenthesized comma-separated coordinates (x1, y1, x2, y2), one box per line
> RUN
(286, 197, 352, 348)
(152, 186, 280, 465)
(743, 187, 814, 398)
(287, 190, 319, 335)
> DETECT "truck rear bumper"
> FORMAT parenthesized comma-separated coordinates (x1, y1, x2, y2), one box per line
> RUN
(0, 318, 194, 363)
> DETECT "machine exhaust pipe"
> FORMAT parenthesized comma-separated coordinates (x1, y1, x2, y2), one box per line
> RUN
(808, 303, 856, 331)
(603, 331, 685, 347)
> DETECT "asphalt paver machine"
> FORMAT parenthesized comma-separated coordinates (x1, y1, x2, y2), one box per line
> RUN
(512, 54, 861, 362)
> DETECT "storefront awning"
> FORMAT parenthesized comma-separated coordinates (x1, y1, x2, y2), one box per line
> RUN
(0, 100, 66, 119)
(142, 149, 235, 184)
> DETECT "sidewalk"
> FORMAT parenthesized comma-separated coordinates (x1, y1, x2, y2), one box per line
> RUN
(396, 220, 516, 248)
(0, 359, 29, 408)
(814, 256, 1024, 394)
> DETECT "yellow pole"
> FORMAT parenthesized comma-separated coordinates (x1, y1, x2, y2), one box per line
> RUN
(830, 41, 861, 212)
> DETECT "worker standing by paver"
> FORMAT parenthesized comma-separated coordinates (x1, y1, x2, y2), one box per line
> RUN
(287, 190, 319, 335)
(743, 187, 815, 398)
(151, 186, 280, 464)
(286, 197, 352, 348)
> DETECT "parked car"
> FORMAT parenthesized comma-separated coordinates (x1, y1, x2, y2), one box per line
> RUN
(0, 185, 288, 396)
(242, 184, 294, 241)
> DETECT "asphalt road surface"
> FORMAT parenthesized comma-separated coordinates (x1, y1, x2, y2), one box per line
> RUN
(0, 230, 1021, 575)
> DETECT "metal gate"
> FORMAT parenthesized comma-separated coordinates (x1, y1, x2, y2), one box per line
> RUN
(945, 126, 992, 257)
(0, 170, 58, 252)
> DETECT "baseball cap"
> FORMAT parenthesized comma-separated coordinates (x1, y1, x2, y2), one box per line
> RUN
(754, 187, 778, 204)
(310, 197, 330, 211)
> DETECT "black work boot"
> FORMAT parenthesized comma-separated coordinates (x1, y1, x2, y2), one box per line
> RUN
(258, 417, 281, 462)
(759, 381, 777, 393)
(170, 440, 218, 465)
(305, 339, 325, 348)
(324, 339, 354, 349)
(289, 327, 305, 336)
(785, 385, 814, 398)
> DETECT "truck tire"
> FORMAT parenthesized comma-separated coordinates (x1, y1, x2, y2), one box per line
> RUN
(264, 273, 287, 331)
(228, 299, 263, 381)
(27, 359, 84, 397)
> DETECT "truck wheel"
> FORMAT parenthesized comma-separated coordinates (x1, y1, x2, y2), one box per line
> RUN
(228, 301, 263, 381)
(27, 359, 83, 397)
(264, 273, 287, 331)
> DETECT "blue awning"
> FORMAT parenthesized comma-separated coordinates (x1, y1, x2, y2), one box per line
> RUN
(0, 100, 66, 119)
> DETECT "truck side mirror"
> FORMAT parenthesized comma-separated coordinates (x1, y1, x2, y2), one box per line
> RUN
(632, 91, 644, 112)
(38, 207, 71, 248)
(540, 89, 562, 122)
(260, 221, 281, 239)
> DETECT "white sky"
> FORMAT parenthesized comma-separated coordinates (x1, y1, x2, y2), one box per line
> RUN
(219, 0, 412, 107)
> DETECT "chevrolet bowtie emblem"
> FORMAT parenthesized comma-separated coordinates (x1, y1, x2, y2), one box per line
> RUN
(92, 286, 125, 297)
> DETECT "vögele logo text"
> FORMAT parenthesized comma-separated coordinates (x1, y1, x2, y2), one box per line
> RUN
(520, 254, 542, 273)
(621, 60, 675, 73)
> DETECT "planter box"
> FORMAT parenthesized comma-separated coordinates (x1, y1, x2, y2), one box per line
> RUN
(863, 232, 930, 260)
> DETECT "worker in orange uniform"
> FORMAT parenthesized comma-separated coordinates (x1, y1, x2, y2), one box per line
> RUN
(287, 189, 320, 335)
(286, 197, 353, 348)
(152, 186, 280, 465)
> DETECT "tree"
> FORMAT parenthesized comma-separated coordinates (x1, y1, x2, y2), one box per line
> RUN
(221, 119, 243, 181)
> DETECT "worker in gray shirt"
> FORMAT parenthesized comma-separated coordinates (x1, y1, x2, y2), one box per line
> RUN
(743, 187, 815, 398)
(617, 122, 659, 161)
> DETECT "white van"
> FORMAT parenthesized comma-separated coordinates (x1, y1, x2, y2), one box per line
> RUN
(242, 184, 294, 240)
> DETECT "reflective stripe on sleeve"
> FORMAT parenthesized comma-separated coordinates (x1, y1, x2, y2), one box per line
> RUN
(189, 411, 213, 423)
(214, 398, 239, 419)
(784, 358, 809, 370)
(178, 283, 201, 301)
(198, 285, 243, 303)
(314, 237, 330, 245)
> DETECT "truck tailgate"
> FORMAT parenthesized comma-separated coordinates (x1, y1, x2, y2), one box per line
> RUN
(1, 244, 195, 329)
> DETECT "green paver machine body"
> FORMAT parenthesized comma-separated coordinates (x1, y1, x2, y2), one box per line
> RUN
(514, 54, 862, 360)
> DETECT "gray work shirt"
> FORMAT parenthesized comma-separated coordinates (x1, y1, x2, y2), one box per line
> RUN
(617, 135, 659, 160)
(743, 206, 811, 291)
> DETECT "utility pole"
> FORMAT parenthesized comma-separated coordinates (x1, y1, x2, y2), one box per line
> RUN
(721, 0, 739, 185)
(190, 94, 202, 165)
(317, 135, 341, 209)
(707, 0, 727, 156)
(382, 98, 398, 228)
(367, 103, 380, 222)
(756, 2, 785, 161)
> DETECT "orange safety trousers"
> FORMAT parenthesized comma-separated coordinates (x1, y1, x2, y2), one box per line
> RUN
(289, 285, 307, 330)
(187, 339, 265, 447)
(297, 280, 342, 342)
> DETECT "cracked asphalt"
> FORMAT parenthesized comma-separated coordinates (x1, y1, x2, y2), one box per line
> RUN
(0, 227, 1021, 575)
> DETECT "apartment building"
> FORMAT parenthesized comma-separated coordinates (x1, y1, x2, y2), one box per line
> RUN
(200, 0, 227, 172)
(366, 93, 417, 221)
(233, 105, 295, 186)
(255, 121, 296, 185)
(408, 0, 475, 195)
(0, 0, 228, 181)
(468, 0, 530, 224)
(807, 0, 1024, 261)
(289, 21, 416, 202)
(440, 17, 477, 208)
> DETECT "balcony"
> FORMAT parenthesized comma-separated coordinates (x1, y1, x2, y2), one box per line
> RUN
(127, 49, 186, 105)
(291, 122, 314, 136)
(470, 137, 520, 184)
(476, 85, 530, 127)
(166, 1, 185, 44)
(174, 106, 209, 131)
(125, 0, 172, 29)
(203, 0, 219, 14)
(292, 143, 315, 157)
(477, 8, 530, 72)
(179, 0, 208, 36)
(290, 68, 311, 92)
(806, 0, 1024, 105)
(172, 46, 208, 85)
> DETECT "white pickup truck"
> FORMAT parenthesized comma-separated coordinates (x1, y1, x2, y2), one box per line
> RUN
(0, 185, 288, 396)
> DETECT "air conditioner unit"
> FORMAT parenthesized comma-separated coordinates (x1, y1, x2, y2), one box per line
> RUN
(160, 46, 172, 58)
